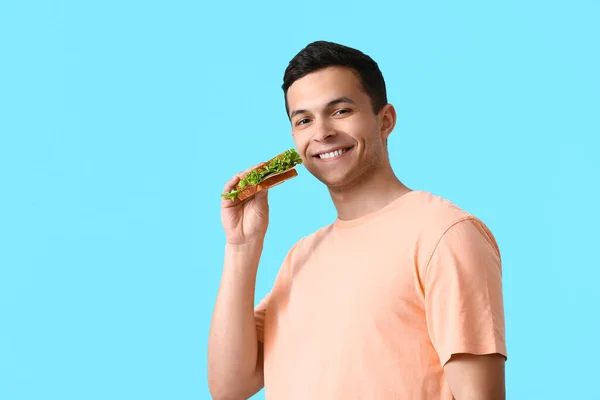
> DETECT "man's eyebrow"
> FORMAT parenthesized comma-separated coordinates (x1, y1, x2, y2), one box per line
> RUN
(289, 96, 355, 119)
(327, 96, 355, 107)
(290, 108, 308, 119)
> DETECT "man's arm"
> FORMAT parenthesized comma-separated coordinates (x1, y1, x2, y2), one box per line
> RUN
(422, 217, 508, 399)
(444, 353, 506, 400)
(207, 242, 265, 400)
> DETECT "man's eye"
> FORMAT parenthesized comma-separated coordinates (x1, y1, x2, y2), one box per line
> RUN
(334, 109, 350, 116)
(297, 118, 310, 125)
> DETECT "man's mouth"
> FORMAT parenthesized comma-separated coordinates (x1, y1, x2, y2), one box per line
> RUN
(314, 146, 354, 160)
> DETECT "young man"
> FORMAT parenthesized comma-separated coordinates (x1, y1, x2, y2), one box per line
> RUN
(208, 41, 507, 399)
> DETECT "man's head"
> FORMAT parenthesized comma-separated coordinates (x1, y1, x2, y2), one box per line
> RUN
(282, 41, 396, 191)
(282, 41, 388, 117)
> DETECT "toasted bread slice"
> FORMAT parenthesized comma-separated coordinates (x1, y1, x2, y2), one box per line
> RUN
(236, 168, 298, 202)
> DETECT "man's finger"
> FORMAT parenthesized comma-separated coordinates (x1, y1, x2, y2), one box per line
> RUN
(222, 175, 241, 193)
(223, 163, 266, 192)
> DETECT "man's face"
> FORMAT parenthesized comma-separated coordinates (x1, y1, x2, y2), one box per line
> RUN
(286, 66, 390, 190)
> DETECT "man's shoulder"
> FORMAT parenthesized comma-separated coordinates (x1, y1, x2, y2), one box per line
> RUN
(410, 190, 476, 226)
(391, 190, 496, 245)
(377, 190, 475, 231)
(409, 190, 499, 252)
(393, 191, 501, 275)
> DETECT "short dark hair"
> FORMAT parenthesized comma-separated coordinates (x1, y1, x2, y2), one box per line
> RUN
(282, 41, 388, 117)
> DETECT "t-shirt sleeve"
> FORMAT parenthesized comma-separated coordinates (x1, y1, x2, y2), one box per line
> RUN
(255, 293, 270, 343)
(424, 217, 507, 367)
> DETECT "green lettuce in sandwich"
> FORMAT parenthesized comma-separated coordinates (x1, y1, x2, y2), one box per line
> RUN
(221, 148, 303, 202)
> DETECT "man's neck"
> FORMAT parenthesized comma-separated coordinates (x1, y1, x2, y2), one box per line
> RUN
(328, 165, 412, 221)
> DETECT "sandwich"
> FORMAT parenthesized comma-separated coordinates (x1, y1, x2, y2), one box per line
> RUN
(221, 148, 303, 202)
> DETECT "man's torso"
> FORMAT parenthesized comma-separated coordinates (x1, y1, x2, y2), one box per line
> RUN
(258, 190, 503, 399)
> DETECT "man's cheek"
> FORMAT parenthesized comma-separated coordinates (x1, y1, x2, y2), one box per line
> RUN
(292, 138, 308, 161)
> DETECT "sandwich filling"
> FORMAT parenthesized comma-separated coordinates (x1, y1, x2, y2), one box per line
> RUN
(221, 148, 303, 200)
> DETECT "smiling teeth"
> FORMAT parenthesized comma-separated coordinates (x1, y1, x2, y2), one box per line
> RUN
(319, 148, 348, 159)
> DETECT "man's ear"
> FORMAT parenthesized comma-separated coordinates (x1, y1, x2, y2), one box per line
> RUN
(379, 104, 397, 141)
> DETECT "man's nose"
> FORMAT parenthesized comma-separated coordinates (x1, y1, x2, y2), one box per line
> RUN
(313, 119, 336, 142)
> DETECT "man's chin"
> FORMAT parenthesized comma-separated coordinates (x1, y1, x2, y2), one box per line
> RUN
(308, 158, 381, 193)
(317, 174, 357, 191)
(305, 165, 361, 190)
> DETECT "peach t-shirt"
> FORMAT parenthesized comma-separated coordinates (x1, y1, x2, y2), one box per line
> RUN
(254, 190, 507, 399)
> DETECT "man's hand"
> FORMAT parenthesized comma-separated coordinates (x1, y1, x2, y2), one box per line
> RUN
(221, 165, 270, 246)
(444, 353, 506, 400)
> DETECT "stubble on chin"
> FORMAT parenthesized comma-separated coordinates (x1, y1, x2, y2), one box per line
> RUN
(324, 150, 383, 193)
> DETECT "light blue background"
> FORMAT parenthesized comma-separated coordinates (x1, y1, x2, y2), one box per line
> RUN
(1, 1, 598, 399)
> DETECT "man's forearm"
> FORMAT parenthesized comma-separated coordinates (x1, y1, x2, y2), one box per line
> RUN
(208, 241, 264, 397)
(444, 353, 506, 400)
